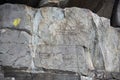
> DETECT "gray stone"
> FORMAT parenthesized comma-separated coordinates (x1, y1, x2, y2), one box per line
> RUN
(0, 3, 120, 80)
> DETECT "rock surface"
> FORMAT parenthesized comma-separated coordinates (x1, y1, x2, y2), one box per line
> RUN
(0, 3, 120, 80)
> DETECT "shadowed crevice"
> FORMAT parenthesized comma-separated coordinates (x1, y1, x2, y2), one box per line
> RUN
(0, 27, 32, 35)
(0, 0, 104, 13)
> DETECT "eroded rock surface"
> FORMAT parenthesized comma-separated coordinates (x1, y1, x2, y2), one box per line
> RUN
(0, 3, 120, 80)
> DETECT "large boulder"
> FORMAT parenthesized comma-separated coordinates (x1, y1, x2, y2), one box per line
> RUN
(0, 3, 120, 79)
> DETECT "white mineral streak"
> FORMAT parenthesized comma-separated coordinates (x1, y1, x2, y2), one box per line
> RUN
(81, 76, 93, 80)
(30, 10, 42, 71)
(0, 4, 120, 79)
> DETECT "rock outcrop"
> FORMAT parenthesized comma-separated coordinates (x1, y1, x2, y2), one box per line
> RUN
(0, 3, 120, 80)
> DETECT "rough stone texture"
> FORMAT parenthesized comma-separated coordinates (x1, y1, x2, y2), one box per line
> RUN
(0, 4, 32, 68)
(0, 3, 120, 80)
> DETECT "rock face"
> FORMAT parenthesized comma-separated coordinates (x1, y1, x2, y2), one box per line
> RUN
(0, 3, 120, 80)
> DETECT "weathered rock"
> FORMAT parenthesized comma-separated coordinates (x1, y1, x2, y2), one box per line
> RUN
(0, 3, 120, 80)
(0, 4, 32, 68)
